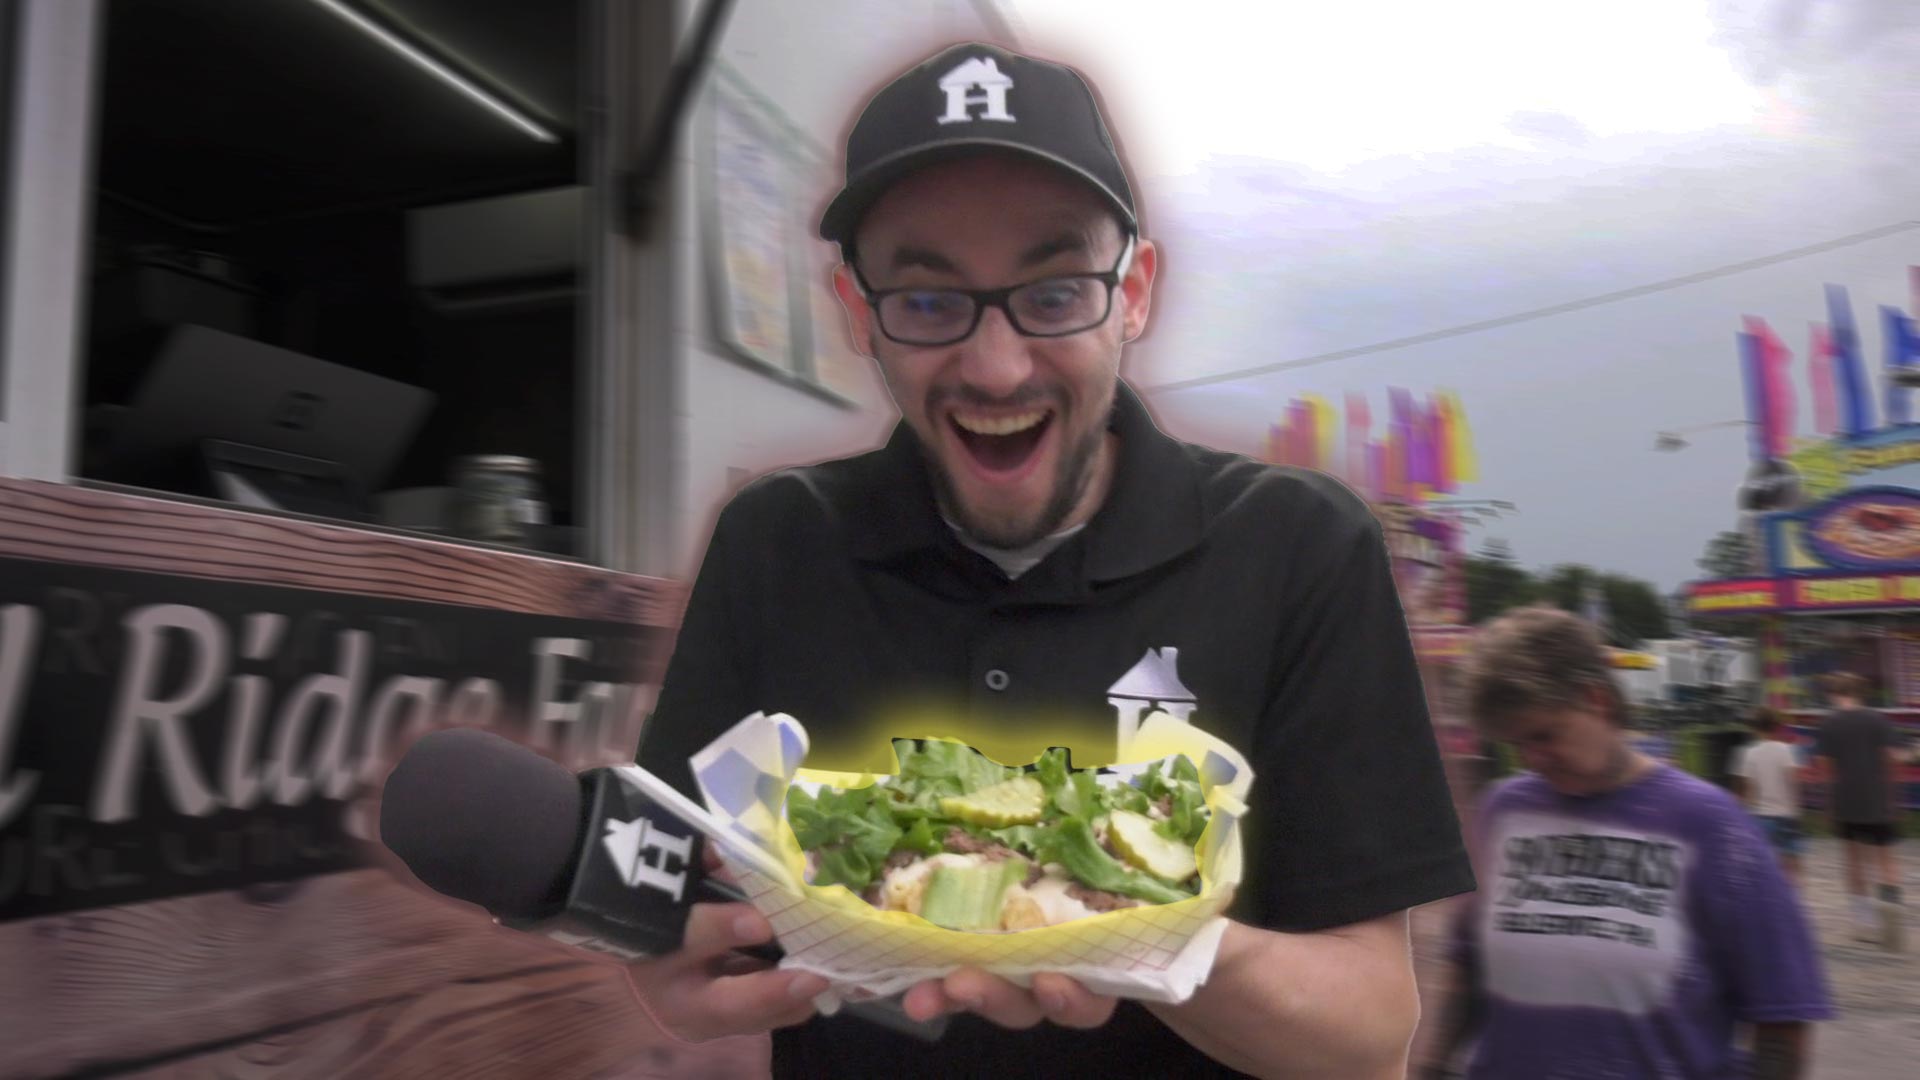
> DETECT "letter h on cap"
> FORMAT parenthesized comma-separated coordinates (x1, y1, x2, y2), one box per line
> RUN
(939, 57, 1015, 125)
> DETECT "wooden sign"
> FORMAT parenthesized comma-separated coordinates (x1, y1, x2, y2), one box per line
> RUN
(0, 479, 762, 1078)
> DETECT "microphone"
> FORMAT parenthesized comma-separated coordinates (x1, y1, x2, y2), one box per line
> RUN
(379, 728, 949, 1041)
(380, 726, 777, 962)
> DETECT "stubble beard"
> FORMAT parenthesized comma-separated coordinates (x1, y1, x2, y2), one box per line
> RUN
(921, 407, 1108, 550)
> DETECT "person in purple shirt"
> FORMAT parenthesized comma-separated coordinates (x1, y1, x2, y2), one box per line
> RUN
(1428, 607, 1832, 1080)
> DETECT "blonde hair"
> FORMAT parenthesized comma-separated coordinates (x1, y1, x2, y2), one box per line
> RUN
(1825, 671, 1869, 703)
(1465, 606, 1622, 732)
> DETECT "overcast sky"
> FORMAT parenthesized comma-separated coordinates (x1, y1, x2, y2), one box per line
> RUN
(1004, 0, 1920, 592)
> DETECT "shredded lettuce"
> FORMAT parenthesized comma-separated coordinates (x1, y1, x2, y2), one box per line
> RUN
(787, 742, 1210, 902)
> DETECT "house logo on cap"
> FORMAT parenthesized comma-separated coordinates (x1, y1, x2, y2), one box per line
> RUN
(938, 56, 1015, 125)
(1108, 647, 1196, 754)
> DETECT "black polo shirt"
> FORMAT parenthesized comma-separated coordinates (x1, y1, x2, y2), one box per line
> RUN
(637, 382, 1474, 1079)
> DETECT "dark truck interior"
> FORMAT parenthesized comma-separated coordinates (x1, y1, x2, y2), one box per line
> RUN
(80, 0, 586, 545)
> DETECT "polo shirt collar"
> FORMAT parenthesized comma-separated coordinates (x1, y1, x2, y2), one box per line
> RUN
(848, 380, 1206, 584)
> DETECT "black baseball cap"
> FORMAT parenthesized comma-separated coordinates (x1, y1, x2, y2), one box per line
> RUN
(818, 43, 1137, 248)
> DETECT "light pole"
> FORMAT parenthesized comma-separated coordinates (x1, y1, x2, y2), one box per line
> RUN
(1653, 419, 1753, 452)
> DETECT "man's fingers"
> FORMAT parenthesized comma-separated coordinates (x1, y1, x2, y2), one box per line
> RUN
(901, 979, 954, 1023)
(1029, 972, 1118, 1029)
(677, 902, 773, 968)
(692, 968, 830, 1035)
(702, 841, 742, 888)
(942, 968, 1046, 1030)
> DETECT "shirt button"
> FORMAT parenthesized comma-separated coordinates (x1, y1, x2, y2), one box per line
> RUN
(984, 669, 1010, 692)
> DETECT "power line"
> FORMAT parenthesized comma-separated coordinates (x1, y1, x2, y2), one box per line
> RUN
(1139, 218, 1920, 396)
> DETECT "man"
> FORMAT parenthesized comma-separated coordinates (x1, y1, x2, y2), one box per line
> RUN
(1730, 708, 1808, 888)
(1810, 673, 1905, 946)
(1431, 608, 1830, 1079)
(630, 42, 1474, 1079)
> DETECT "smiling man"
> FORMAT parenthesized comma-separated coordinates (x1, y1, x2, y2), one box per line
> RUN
(632, 43, 1475, 1078)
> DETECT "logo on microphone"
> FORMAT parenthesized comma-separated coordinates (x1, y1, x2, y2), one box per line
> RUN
(937, 57, 1015, 125)
(601, 816, 693, 900)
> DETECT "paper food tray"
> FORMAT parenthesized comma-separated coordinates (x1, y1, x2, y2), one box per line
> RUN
(659, 710, 1253, 1010)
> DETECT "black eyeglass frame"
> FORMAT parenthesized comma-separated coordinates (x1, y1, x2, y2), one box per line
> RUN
(850, 235, 1138, 347)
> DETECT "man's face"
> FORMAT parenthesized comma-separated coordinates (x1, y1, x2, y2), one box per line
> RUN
(833, 154, 1156, 548)
(1494, 697, 1629, 796)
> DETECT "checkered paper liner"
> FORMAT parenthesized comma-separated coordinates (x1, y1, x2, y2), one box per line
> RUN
(683, 711, 1253, 1009)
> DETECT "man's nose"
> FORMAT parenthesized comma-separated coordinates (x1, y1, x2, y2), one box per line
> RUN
(953, 305, 1035, 398)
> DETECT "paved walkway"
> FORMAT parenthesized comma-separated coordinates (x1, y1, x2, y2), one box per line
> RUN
(1788, 837, 1917, 1080)
(1410, 836, 1917, 1078)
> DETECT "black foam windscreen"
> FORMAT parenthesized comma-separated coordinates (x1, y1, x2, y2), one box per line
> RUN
(379, 728, 585, 918)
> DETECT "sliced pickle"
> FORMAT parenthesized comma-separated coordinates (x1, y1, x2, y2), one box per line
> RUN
(938, 775, 1046, 827)
(1108, 810, 1199, 883)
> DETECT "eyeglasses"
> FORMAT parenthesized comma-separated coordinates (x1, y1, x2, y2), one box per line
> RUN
(853, 236, 1136, 347)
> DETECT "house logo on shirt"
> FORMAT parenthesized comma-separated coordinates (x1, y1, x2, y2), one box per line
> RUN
(1108, 647, 1196, 755)
(937, 57, 1015, 125)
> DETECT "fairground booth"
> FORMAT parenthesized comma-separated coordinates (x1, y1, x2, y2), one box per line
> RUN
(1680, 274, 1920, 812)
(1262, 388, 1485, 756)
(1683, 277, 1920, 732)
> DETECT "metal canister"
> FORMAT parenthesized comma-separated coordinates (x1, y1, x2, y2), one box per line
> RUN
(449, 455, 548, 545)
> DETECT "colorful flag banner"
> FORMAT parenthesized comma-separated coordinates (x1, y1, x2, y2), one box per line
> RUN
(1827, 284, 1873, 437)
(1809, 323, 1837, 436)
(1743, 316, 1794, 458)
(1738, 331, 1769, 462)
(1444, 390, 1478, 483)
(1883, 306, 1920, 425)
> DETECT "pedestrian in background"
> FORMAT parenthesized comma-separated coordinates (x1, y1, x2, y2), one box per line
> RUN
(1810, 673, 1906, 949)
(1731, 707, 1809, 889)
(1429, 607, 1831, 1079)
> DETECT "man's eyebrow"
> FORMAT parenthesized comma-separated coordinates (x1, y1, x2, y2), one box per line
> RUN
(887, 246, 960, 274)
(881, 231, 1098, 276)
(1018, 232, 1094, 268)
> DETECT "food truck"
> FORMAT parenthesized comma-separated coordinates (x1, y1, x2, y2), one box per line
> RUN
(0, 1, 1016, 1073)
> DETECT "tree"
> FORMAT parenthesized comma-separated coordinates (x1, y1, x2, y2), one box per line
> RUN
(1690, 530, 1764, 636)
(1459, 543, 1671, 641)
(1540, 563, 1597, 615)
(1696, 530, 1756, 579)
(1465, 541, 1538, 625)
(1602, 576, 1672, 643)
(1537, 563, 1672, 644)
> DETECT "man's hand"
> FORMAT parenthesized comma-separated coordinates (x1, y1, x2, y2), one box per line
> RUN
(901, 967, 1119, 1030)
(626, 901, 831, 1043)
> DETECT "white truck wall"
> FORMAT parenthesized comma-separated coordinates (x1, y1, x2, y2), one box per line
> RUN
(670, 0, 1015, 574)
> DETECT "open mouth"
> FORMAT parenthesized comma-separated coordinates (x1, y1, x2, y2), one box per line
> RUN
(950, 409, 1054, 475)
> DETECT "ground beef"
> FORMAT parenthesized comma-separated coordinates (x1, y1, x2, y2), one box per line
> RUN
(883, 849, 919, 873)
(943, 830, 1017, 861)
(1154, 794, 1173, 819)
(1066, 882, 1136, 912)
(862, 882, 883, 907)
(1025, 862, 1044, 887)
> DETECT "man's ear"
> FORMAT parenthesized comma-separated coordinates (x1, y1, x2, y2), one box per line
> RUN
(1586, 682, 1626, 726)
(831, 264, 876, 359)
(1120, 238, 1158, 342)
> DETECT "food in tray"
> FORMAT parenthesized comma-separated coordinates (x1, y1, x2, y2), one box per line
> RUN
(784, 741, 1208, 932)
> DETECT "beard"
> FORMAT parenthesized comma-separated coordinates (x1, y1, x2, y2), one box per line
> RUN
(918, 400, 1111, 550)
